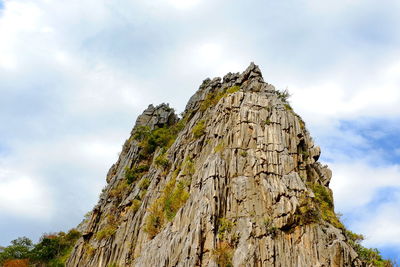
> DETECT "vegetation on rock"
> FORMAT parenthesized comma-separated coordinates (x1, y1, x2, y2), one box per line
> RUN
(0, 229, 80, 267)
(96, 214, 118, 241)
(95, 225, 117, 241)
(134, 118, 186, 160)
(276, 88, 290, 102)
(214, 218, 235, 267)
(192, 120, 206, 139)
(138, 178, 151, 190)
(200, 85, 240, 112)
(239, 150, 247, 157)
(346, 230, 396, 267)
(213, 241, 233, 267)
(181, 158, 195, 177)
(214, 142, 225, 153)
(125, 165, 149, 184)
(130, 199, 142, 213)
(144, 178, 190, 238)
(217, 218, 234, 240)
(154, 151, 170, 169)
(309, 182, 344, 229)
(109, 181, 129, 198)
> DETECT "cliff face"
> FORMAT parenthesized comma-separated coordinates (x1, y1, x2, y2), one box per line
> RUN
(67, 63, 364, 267)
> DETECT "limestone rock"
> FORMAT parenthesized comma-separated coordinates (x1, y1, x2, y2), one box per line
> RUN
(67, 63, 367, 267)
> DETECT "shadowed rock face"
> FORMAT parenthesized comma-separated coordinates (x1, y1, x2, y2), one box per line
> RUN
(67, 63, 364, 267)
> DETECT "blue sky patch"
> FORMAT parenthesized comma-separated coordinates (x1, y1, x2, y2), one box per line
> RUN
(0, 143, 10, 156)
(376, 246, 400, 263)
(319, 118, 400, 166)
(366, 187, 400, 208)
(339, 118, 400, 164)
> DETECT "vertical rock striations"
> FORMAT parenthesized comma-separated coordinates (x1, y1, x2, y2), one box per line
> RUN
(67, 63, 365, 266)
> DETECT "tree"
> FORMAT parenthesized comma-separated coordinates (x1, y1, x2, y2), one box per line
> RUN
(0, 237, 33, 264)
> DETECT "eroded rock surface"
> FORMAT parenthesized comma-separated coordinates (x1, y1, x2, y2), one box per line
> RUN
(67, 63, 365, 267)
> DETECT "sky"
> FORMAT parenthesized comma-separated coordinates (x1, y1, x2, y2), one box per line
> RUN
(0, 0, 399, 261)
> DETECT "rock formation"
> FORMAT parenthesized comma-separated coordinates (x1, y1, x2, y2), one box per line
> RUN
(67, 63, 367, 266)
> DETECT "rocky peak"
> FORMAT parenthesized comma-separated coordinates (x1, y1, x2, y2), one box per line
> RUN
(133, 103, 178, 131)
(184, 62, 266, 114)
(67, 63, 372, 267)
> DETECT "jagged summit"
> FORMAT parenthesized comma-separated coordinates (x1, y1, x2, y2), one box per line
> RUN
(67, 63, 369, 266)
(184, 62, 272, 114)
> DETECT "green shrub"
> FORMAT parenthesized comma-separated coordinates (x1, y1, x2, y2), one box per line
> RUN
(138, 189, 147, 200)
(345, 230, 364, 245)
(200, 86, 240, 112)
(25, 230, 80, 265)
(143, 198, 165, 239)
(95, 225, 117, 241)
(217, 218, 234, 240)
(239, 151, 247, 157)
(130, 199, 142, 213)
(357, 246, 394, 266)
(125, 165, 149, 184)
(284, 103, 293, 111)
(144, 178, 190, 238)
(139, 178, 151, 190)
(154, 153, 170, 169)
(174, 115, 188, 133)
(163, 179, 190, 221)
(133, 126, 151, 141)
(139, 127, 176, 157)
(213, 241, 233, 267)
(83, 244, 95, 258)
(265, 119, 271, 125)
(200, 92, 217, 112)
(182, 158, 195, 177)
(312, 184, 334, 209)
(214, 142, 225, 153)
(298, 201, 320, 225)
(125, 167, 137, 184)
(276, 89, 290, 102)
(0, 234, 82, 266)
(308, 183, 344, 229)
(95, 215, 118, 241)
(192, 120, 206, 139)
(109, 182, 128, 198)
(345, 230, 395, 266)
(226, 85, 240, 95)
(134, 115, 187, 160)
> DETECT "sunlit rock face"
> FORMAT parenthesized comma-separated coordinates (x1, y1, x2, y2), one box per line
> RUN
(67, 63, 363, 267)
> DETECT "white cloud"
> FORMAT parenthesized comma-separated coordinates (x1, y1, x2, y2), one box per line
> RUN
(289, 54, 400, 128)
(0, 1, 42, 70)
(0, 133, 121, 227)
(0, 168, 52, 219)
(330, 161, 400, 212)
(357, 194, 400, 247)
(327, 158, 400, 250)
(196, 43, 223, 65)
(167, 0, 201, 9)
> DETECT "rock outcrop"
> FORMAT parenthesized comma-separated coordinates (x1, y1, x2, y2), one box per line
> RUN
(67, 63, 365, 266)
